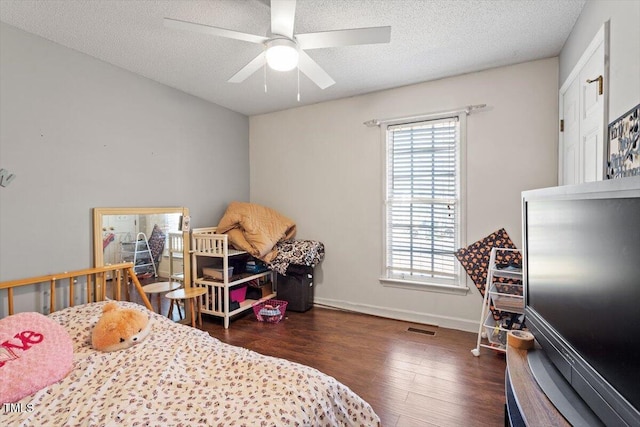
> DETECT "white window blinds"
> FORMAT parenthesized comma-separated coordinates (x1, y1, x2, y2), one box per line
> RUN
(385, 117, 462, 286)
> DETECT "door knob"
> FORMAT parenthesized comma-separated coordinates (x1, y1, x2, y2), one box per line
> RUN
(586, 75, 603, 95)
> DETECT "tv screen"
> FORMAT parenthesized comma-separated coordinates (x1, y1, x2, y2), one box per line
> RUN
(523, 177, 640, 426)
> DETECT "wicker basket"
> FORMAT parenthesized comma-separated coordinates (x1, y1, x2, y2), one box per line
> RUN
(253, 300, 288, 323)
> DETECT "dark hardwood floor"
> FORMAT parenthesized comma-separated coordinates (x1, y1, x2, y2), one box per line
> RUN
(131, 281, 507, 427)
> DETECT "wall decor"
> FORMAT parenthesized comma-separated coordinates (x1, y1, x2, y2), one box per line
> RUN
(606, 104, 640, 179)
(0, 168, 16, 187)
(179, 215, 191, 232)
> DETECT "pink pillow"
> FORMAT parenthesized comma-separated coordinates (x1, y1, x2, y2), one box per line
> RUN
(0, 312, 73, 403)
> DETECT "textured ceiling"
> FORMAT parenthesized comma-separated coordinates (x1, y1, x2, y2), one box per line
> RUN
(0, 0, 585, 116)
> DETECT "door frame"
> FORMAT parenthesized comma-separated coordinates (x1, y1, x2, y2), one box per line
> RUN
(558, 21, 610, 185)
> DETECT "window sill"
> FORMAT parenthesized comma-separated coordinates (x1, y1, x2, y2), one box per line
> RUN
(380, 278, 470, 295)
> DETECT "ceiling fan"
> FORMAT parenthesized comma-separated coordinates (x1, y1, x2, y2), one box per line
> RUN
(164, 0, 391, 90)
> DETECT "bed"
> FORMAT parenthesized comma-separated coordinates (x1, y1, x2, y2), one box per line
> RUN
(1, 264, 380, 426)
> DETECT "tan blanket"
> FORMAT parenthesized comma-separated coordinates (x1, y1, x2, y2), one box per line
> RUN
(216, 202, 296, 262)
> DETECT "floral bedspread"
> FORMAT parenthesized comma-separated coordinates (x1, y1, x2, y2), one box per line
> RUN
(2, 301, 380, 427)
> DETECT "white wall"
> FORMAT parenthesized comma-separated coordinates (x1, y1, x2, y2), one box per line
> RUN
(0, 23, 250, 286)
(250, 58, 559, 331)
(559, 0, 640, 120)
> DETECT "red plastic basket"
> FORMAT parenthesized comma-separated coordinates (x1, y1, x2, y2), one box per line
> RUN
(252, 299, 288, 323)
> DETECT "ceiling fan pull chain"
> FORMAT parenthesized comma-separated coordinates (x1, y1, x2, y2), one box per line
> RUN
(297, 67, 301, 102)
(264, 60, 268, 93)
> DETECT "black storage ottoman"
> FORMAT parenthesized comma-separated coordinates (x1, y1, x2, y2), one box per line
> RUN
(276, 264, 314, 312)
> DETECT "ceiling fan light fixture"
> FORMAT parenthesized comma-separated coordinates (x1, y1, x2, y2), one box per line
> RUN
(265, 39, 299, 71)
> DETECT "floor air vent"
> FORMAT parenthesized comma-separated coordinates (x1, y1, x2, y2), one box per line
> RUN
(407, 327, 436, 336)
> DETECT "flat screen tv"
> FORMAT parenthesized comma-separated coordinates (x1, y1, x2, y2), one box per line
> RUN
(522, 176, 640, 426)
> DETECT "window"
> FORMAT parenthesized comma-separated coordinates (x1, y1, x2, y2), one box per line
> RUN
(382, 115, 466, 289)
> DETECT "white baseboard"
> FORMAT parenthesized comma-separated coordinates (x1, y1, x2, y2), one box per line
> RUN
(313, 297, 479, 333)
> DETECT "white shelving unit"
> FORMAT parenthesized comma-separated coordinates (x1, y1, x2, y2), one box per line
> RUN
(191, 227, 276, 329)
(121, 232, 157, 277)
(471, 247, 523, 356)
(168, 232, 184, 284)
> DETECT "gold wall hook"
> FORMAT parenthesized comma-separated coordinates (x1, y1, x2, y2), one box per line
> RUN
(586, 75, 603, 95)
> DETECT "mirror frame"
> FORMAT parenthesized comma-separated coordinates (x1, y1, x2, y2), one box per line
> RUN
(93, 207, 191, 287)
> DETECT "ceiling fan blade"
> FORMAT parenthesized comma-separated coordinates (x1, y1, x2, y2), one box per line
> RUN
(296, 26, 391, 50)
(297, 50, 335, 89)
(164, 17, 268, 44)
(270, 0, 296, 39)
(228, 52, 267, 83)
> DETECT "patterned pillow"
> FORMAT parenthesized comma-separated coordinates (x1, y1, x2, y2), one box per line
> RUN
(454, 228, 522, 319)
(147, 224, 166, 263)
(0, 312, 73, 403)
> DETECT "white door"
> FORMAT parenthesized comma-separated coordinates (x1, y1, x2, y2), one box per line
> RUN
(559, 24, 608, 185)
(579, 42, 606, 183)
(102, 214, 138, 265)
(562, 78, 580, 185)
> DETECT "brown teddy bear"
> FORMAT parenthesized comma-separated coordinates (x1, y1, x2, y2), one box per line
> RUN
(91, 302, 151, 352)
